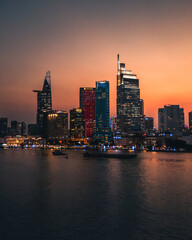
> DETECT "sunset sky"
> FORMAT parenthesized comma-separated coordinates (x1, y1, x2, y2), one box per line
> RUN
(1, 0, 192, 127)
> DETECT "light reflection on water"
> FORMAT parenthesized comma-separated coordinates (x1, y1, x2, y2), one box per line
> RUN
(0, 149, 192, 240)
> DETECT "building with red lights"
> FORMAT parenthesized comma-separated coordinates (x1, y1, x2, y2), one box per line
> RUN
(80, 88, 96, 138)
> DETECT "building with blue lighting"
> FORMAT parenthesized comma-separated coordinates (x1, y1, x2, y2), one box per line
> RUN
(94, 81, 111, 143)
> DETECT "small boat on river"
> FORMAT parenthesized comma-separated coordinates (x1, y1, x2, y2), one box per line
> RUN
(52, 150, 68, 158)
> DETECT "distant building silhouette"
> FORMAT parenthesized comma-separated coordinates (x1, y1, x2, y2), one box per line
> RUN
(33, 71, 52, 137)
(117, 54, 142, 136)
(11, 121, 27, 136)
(80, 88, 96, 138)
(189, 111, 192, 134)
(0, 118, 8, 137)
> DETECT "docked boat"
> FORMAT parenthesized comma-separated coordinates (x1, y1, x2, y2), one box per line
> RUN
(83, 150, 137, 159)
(52, 150, 68, 157)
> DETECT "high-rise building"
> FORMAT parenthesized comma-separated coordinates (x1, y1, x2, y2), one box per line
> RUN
(11, 120, 19, 136)
(158, 108, 164, 133)
(80, 88, 96, 138)
(189, 112, 192, 134)
(140, 99, 144, 116)
(47, 111, 68, 139)
(20, 122, 27, 136)
(117, 54, 142, 136)
(158, 105, 184, 135)
(94, 81, 111, 143)
(11, 121, 27, 136)
(144, 117, 154, 134)
(33, 71, 52, 137)
(0, 118, 8, 137)
(70, 108, 85, 139)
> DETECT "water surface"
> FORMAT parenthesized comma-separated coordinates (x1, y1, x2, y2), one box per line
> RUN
(0, 149, 192, 240)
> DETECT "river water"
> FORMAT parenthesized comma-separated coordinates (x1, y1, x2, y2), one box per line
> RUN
(0, 149, 192, 240)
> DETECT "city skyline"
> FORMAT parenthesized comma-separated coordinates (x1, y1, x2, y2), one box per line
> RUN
(1, 0, 192, 127)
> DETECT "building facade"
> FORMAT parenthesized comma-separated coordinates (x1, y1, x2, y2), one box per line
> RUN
(70, 108, 85, 139)
(94, 81, 111, 143)
(33, 71, 52, 137)
(80, 88, 96, 138)
(144, 117, 154, 135)
(158, 105, 184, 136)
(47, 111, 68, 139)
(189, 111, 192, 134)
(117, 54, 142, 136)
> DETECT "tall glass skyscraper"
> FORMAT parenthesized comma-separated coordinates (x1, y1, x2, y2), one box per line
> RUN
(33, 71, 52, 137)
(117, 54, 141, 136)
(80, 87, 96, 138)
(94, 81, 111, 143)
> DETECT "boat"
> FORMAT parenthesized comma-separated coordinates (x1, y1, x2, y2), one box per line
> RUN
(52, 150, 68, 157)
(83, 150, 137, 159)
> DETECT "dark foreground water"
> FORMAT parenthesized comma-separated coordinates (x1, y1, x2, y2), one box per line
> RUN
(0, 150, 192, 240)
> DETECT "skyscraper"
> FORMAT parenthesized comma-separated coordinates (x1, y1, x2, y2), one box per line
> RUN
(70, 108, 85, 139)
(158, 108, 164, 133)
(117, 54, 142, 136)
(47, 110, 68, 139)
(158, 105, 184, 135)
(80, 88, 96, 138)
(94, 81, 111, 143)
(144, 117, 154, 134)
(11, 121, 27, 136)
(33, 71, 52, 137)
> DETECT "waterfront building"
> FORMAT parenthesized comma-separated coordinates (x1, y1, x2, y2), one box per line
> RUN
(80, 87, 96, 138)
(144, 117, 154, 135)
(158, 108, 164, 133)
(94, 81, 111, 143)
(11, 121, 27, 136)
(189, 111, 192, 134)
(117, 54, 142, 136)
(158, 105, 184, 136)
(33, 71, 52, 137)
(47, 111, 68, 139)
(0, 117, 8, 138)
(70, 108, 85, 139)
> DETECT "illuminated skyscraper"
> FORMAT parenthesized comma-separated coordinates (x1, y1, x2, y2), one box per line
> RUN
(70, 108, 85, 139)
(94, 81, 111, 143)
(47, 110, 68, 139)
(80, 88, 96, 138)
(117, 54, 141, 136)
(33, 71, 52, 137)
